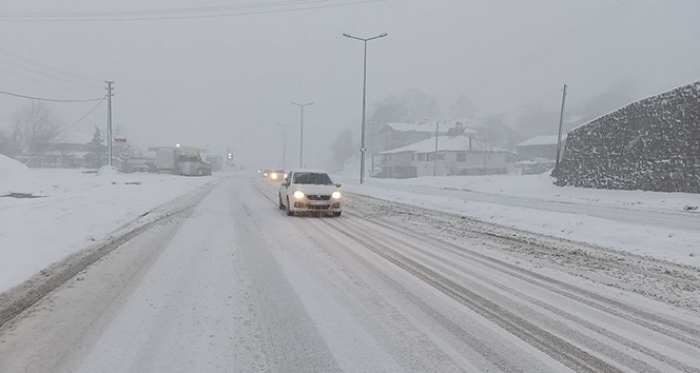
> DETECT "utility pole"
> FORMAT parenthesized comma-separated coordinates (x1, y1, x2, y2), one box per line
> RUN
(554, 84, 568, 175)
(105, 81, 114, 167)
(343, 32, 388, 184)
(291, 102, 313, 168)
(433, 120, 440, 176)
(370, 121, 376, 172)
(277, 123, 292, 169)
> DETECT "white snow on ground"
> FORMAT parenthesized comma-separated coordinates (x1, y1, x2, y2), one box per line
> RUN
(336, 173, 700, 268)
(0, 168, 217, 293)
(364, 173, 700, 213)
(0, 155, 49, 196)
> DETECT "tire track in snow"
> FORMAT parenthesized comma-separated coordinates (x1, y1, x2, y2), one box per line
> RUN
(337, 216, 700, 373)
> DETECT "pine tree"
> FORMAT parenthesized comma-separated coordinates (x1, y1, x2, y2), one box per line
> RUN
(86, 126, 107, 169)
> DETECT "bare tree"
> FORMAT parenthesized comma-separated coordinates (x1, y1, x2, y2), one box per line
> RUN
(328, 128, 355, 172)
(369, 89, 442, 129)
(11, 101, 60, 156)
(0, 129, 13, 157)
(476, 117, 507, 167)
(450, 94, 477, 119)
(402, 89, 441, 122)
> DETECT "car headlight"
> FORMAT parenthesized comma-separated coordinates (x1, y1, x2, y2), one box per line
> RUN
(293, 191, 305, 199)
(271, 173, 278, 179)
(263, 173, 268, 177)
(332, 191, 342, 199)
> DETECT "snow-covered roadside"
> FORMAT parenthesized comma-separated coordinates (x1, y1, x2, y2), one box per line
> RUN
(340, 181, 700, 269)
(0, 163, 219, 293)
(339, 173, 700, 214)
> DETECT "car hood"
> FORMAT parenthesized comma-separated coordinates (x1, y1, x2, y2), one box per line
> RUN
(291, 184, 338, 195)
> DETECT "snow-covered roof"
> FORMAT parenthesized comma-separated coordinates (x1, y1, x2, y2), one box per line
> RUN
(517, 135, 561, 147)
(50, 132, 93, 145)
(385, 119, 479, 134)
(44, 150, 90, 157)
(380, 135, 510, 155)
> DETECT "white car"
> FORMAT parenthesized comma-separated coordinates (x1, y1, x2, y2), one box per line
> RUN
(279, 170, 342, 217)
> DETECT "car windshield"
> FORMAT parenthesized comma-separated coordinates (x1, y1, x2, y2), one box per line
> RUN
(179, 155, 199, 162)
(274, 170, 284, 174)
(293, 172, 333, 185)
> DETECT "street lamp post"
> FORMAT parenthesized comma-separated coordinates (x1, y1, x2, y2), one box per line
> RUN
(291, 102, 313, 168)
(343, 32, 388, 184)
(277, 123, 292, 169)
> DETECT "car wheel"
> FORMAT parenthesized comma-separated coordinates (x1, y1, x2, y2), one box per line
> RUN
(278, 195, 285, 210)
(286, 197, 295, 216)
(333, 212, 342, 217)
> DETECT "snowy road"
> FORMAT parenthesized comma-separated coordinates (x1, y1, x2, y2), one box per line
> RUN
(1, 176, 699, 373)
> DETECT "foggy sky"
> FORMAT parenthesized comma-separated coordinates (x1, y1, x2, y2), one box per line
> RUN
(1, 0, 699, 169)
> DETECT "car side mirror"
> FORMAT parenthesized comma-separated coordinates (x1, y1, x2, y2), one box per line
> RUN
(335, 183, 342, 188)
(282, 182, 289, 187)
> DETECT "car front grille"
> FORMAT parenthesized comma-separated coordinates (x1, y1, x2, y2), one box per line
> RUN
(307, 195, 331, 201)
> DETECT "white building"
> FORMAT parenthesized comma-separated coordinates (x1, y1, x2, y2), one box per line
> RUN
(379, 135, 515, 178)
(375, 119, 479, 153)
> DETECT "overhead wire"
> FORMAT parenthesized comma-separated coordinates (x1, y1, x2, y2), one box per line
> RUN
(0, 90, 105, 103)
(0, 0, 343, 17)
(0, 56, 103, 89)
(55, 98, 106, 135)
(475, 89, 563, 122)
(470, 0, 635, 90)
(0, 67, 103, 95)
(0, 0, 385, 22)
(0, 47, 102, 82)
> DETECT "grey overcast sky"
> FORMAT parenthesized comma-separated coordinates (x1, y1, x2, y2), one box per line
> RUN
(1, 0, 699, 169)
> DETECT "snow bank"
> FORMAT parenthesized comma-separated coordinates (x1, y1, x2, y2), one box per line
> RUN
(339, 174, 700, 268)
(0, 155, 49, 196)
(96, 165, 120, 177)
(0, 169, 218, 293)
(353, 174, 700, 213)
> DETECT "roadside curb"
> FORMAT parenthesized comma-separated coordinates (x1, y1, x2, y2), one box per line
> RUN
(0, 178, 224, 329)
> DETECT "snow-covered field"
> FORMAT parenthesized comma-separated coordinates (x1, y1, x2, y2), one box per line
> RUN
(0, 155, 218, 293)
(336, 172, 700, 268)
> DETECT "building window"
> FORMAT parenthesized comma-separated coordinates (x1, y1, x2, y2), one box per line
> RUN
(456, 153, 467, 162)
(437, 153, 445, 160)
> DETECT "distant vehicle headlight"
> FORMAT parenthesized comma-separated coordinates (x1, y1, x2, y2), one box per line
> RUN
(293, 191, 305, 199)
(332, 191, 342, 199)
(271, 173, 278, 179)
(263, 173, 268, 177)
(283, 173, 288, 178)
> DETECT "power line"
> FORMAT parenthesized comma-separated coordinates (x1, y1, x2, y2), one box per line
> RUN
(0, 47, 102, 82)
(0, 67, 103, 95)
(476, 89, 562, 122)
(0, 0, 384, 22)
(0, 56, 103, 89)
(0, 0, 368, 18)
(0, 90, 105, 103)
(56, 99, 106, 135)
(1, 0, 337, 17)
(470, 0, 635, 90)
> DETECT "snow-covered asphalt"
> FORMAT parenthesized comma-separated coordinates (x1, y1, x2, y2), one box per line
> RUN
(1, 176, 699, 373)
